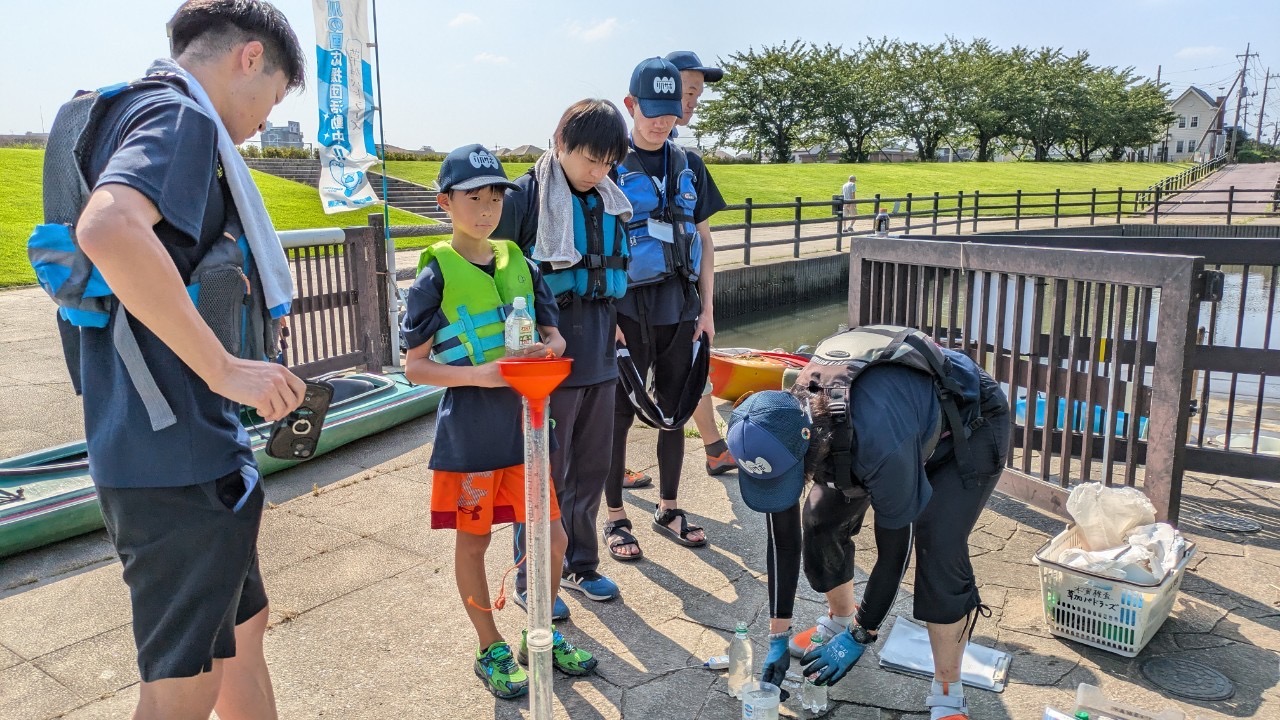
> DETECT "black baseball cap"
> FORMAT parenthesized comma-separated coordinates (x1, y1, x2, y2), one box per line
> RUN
(435, 143, 519, 193)
(665, 50, 723, 83)
(628, 57, 684, 119)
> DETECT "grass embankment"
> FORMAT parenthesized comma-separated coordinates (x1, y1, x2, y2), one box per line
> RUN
(384, 159, 1195, 224)
(0, 148, 431, 287)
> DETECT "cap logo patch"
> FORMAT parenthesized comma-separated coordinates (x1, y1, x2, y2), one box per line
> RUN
(469, 150, 499, 170)
(740, 456, 773, 475)
(653, 75, 676, 95)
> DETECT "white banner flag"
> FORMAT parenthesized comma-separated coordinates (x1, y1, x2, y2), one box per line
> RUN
(313, 0, 380, 213)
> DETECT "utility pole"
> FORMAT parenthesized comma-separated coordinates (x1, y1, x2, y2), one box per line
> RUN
(1257, 69, 1277, 144)
(1230, 43, 1258, 161)
(1150, 65, 1161, 162)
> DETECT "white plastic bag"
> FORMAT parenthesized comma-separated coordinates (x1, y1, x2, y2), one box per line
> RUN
(1065, 483, 1156, 551)
(1127, 522, 1187, 581)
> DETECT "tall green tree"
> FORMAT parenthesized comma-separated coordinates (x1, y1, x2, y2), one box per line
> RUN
(1012, 48, 1091, 160)
(889, 41, 962, 161)
(695, 40, 822, 163)
(950, 38, 1025, 162)
(1104, 77, 1177, 161)
(809, 40, 898, 162)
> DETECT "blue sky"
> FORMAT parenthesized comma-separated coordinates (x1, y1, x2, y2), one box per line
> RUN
(4, 0, 1276, 150)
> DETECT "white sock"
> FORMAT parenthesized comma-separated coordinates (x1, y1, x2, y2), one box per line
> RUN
(930, 679, 966, 719)
(831, 613, 855, 629)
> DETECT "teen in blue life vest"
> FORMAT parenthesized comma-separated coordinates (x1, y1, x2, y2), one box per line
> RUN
(495, 99, 634, 601)
(604, 58, 726, 558)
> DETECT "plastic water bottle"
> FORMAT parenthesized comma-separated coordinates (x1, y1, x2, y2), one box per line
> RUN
(727, 621, 753, 698)
(874, 209, 890, 236)
(801, 624, 829, 715)
(504, 296, 534, 355)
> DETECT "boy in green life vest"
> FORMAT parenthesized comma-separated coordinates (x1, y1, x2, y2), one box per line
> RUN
(401, 144, 595, 700)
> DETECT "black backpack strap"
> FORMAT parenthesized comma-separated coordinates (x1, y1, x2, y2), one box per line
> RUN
(901, 333, 980, 487)
(822, 383, 863, 499)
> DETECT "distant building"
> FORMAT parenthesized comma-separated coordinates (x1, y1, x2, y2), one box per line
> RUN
(260, 121, 303, 149)
(1164, 88, 1224, 162)
(0, 132, 48, 147)
(500, 144, 544, 157)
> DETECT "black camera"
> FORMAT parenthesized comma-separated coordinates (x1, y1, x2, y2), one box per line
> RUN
(265, 381, 334, 460)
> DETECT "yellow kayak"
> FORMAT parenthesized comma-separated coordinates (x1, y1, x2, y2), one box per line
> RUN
(709, 348, 809, 402)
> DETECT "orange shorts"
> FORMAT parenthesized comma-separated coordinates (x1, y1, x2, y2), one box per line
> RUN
(430, 465, 561, 535)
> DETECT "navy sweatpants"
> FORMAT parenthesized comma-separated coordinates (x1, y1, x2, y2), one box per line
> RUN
(515, 380, 615, 590)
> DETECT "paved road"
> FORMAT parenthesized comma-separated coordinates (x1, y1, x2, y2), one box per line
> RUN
(1157, 163, 1280, 218)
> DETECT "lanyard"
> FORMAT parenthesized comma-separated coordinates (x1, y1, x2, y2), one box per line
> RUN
(629, 137, 670, 215)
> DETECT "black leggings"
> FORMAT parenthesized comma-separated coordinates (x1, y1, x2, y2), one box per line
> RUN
(605, 315, 696, 508)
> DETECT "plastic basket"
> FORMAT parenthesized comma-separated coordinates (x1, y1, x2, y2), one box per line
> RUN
(1033, 526, 1196, 658)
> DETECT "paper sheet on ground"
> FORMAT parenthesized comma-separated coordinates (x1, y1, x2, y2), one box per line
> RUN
(878, 618, 1011, 692)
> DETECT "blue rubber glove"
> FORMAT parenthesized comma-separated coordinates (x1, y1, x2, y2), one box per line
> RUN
(761, 635, 792, 701)
(800, 628, 868, 686)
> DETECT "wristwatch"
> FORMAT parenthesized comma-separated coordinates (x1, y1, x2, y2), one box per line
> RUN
(850, 624, 874, 644)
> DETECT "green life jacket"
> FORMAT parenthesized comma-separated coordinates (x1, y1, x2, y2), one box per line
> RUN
(417, 239, 536, 365)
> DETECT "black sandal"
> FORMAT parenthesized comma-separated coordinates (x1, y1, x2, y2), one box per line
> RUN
(652, 507, 708, 548)
(603, 518, 644, 562)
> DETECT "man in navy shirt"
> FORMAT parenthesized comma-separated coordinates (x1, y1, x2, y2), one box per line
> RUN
(73, 2, 306, 718)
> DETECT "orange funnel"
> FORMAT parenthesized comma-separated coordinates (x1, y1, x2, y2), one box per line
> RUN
(497, 357, 573, 429)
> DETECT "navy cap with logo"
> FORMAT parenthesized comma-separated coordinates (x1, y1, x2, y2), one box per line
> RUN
(727, 391, 812, 513)
(665, 51, 724, 83)
(629, 57, 684, 119)
(435, 143, 520, 193)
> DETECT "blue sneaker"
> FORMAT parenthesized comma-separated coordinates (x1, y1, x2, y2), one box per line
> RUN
(560, 571, 619, 601)
(512, 590, 570, 621)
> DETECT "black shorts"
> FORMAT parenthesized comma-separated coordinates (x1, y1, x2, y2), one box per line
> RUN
(803, 408, 1011, 625)
(98, 469, 268, 682)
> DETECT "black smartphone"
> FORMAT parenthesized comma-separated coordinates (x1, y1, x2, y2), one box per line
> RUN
(265, 380, 334, 460)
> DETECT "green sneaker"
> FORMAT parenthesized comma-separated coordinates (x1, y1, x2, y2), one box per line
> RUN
(474, 641, 529, 699)
(518, 627, 598, 676)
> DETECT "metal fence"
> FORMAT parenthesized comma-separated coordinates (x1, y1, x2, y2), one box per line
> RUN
(705, 160, 1280, 265)
(849, 236, 1206, 523)
(933, 232, 1280, 489)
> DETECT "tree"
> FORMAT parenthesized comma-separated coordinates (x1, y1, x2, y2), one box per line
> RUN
(695, 41, 822, 163)
(888, 41, 962, 161)
(1012, 48, 1090, 160)
(950, 38, 1025, 162)
(1102, 75, 1176, 161)
(808, 40, 898, 162)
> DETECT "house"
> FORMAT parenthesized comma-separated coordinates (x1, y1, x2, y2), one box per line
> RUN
(1164, 87, 1225, 162)
(790, 145, 839, 163)
(500, 144, 544, 157)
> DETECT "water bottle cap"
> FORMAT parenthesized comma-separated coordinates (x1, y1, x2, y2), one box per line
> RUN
(734, 621, 749, 634)
(512, 296, 527, 309)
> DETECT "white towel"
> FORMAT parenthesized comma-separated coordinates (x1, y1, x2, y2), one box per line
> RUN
(531, 151, 632, 270)
(149, 59, 294, 317)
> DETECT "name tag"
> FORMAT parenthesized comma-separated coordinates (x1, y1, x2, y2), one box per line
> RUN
(647, 219, 674, 243)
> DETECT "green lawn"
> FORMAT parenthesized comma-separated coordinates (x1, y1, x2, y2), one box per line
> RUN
(1, 148, 1201, 287)
(386, 158, 1195, 223)
(0, 148, 431, 288)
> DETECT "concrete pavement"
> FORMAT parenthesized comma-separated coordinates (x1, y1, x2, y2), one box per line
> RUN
(3, 212, 1280, 718)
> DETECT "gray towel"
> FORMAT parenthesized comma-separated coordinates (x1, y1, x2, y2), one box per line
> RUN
(531, 151, 632, 270)
(150, 58, 293, 317)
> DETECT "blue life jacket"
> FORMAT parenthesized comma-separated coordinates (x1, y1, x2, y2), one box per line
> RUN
(541, 192, 628, 300)
(27, 72, 281, 431)
(615, 141, 702, 287)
